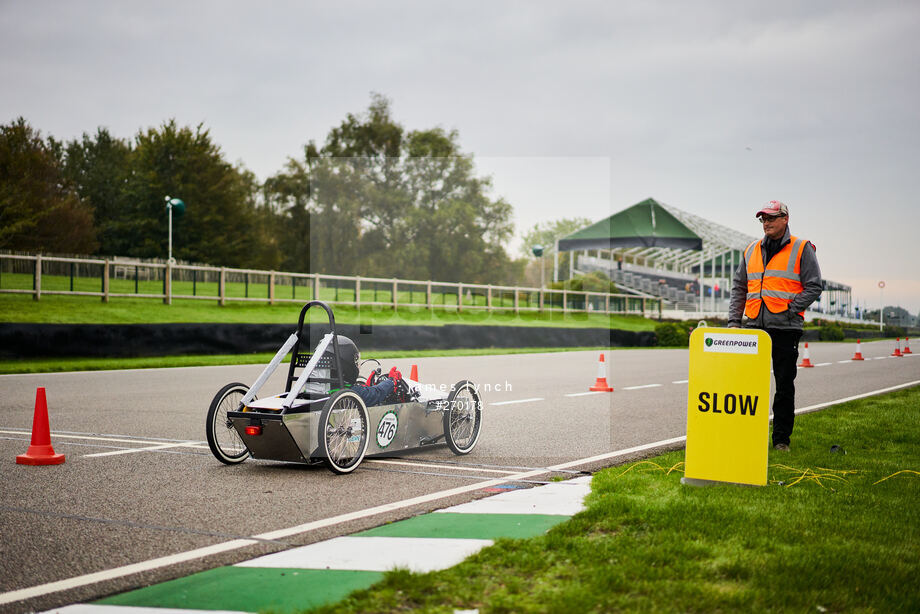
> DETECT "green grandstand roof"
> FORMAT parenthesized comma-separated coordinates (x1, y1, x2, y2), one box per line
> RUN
(557, 198, 703, 251)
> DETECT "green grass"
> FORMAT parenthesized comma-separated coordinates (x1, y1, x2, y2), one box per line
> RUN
(2, 270, 646, 313)
(0, 346, 613, 375)
(0, 293, 656, 330)
(307, 386, 920, 613)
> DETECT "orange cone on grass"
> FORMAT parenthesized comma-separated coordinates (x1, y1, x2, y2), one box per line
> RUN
(851, 339, 865, 361)
(409, 364, 418, 382)
(589, 353, 614, 392)
(904, 338, 913, 355)
(16, 388, 65, 466)
(798, 342, 814, 368)
(891, 338, 902, 357)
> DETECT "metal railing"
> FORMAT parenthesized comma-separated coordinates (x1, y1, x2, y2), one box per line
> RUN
(0, 252, 661, 316)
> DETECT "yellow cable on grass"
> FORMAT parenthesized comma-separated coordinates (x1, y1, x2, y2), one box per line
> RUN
(872, 470, 920, 485)
(769, 464, 857, 489)
(613, 460, 685, 479)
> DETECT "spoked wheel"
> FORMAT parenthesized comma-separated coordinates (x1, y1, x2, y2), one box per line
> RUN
(206, 382, 251, 465)
(318, 390, 370, 474)
(444, 380, 482, 455)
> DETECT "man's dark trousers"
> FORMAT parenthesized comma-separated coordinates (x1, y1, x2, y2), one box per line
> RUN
(766, 328, 803, 446)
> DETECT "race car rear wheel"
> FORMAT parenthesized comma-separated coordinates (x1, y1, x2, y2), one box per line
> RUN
(319, 390, 370, 474)
(444, 380, 482, 455)
(206, 382, 251, 465)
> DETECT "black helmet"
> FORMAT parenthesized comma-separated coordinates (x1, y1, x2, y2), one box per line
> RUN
(326, 335, 359, 385)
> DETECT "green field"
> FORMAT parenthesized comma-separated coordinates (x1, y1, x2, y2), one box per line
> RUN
(0, 270, 654, 317)
(1, 286, 657, 374)
(309, 385, 920, 613)
(0, 293, 656, 329)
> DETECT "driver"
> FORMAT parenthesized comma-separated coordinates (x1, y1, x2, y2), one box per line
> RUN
(324, 336, 409, 407)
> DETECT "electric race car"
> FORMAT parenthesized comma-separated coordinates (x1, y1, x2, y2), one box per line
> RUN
(205, 301, 482, 474)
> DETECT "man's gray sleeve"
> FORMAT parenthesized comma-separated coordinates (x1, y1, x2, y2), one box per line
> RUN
(789, 242, 822, 312)
(728, 260, 748, 325)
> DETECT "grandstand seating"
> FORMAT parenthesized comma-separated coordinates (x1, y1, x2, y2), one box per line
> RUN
(578, 256, 725, 311)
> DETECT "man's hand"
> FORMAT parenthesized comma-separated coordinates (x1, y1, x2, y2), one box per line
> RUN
(727, 322, 740, 329)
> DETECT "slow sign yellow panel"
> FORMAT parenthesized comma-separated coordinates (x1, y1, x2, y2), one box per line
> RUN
(684, 327, 772, 486)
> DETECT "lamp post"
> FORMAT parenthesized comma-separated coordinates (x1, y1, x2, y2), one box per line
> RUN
(165, 196, 185, 264)
(878, 280, 885, 332)
(532, 245, 544, 289)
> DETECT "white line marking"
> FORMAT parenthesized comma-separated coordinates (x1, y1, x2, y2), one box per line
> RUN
(236, 535, 494, 573)
(564, 391, 605, 397)
(439, 479, 591, 516)
(83, 442, 200, 458)
(4, 379, 919, 607)
(0, 430, 201, 447)
(489, 397, 544, 406)
(0, 540, 258, 606)
(366, 459, 518, 475)
(672, 379, 689, 384)
(622, 384, 662, 390)
(873, 356, 888, 360)
(814, 362, 832, 367)
(795, 380, 920, 415)
(837, 360, 852, 364)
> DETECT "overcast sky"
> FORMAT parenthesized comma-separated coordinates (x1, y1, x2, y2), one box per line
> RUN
(2, 1, 918, 313)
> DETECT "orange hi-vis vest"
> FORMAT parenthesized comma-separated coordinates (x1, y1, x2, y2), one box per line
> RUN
(744, 235, 808, 318)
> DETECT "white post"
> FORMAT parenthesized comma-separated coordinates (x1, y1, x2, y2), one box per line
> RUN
(879, 286, 884, 332)
(168, 204, 173, 263)
(164, 261, 172, 305)
(730, 250, 736, 296)
(698, 252, 704, 312)
(540, 254, 545, 290)
(711, 254, 716, 312)
(553, 239, 559, 282)
(103, 259, 110, 303)
(34, 253, 42, 301)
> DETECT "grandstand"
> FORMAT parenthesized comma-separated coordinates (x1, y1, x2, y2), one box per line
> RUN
(555, 198, 853, 318)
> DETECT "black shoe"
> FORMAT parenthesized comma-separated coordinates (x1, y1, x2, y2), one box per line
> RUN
(773, 443, 790, 452)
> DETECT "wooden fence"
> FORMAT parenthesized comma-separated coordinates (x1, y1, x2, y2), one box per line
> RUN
(0, 253, 661, 316)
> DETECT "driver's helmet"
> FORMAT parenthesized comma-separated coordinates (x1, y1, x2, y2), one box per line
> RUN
(326, 335, 359, 385)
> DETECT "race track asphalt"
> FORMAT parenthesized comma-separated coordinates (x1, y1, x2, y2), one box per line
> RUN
(0, 340, 917, 613)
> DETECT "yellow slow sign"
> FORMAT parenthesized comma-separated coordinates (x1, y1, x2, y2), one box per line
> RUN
(684, 327, 772, 486)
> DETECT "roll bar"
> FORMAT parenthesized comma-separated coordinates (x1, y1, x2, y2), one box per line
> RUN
(286, 300, 345, 391)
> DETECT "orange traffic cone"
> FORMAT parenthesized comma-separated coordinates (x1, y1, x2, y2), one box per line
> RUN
(16, 388, 65, 466)
(409, 364, 418, 382)
(891, 338, 902, 357)
(589, 354, 614, 392)
(798, 342, 814, 368)
(903, 338, 912, 355)
(851, 338, 865, 361)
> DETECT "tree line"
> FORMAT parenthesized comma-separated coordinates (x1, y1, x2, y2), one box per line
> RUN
(0, 95, 536, 284)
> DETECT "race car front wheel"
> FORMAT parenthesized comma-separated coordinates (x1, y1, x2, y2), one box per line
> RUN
(444, 380, 482, 455)
(318, 390, 370, 474)
(206, 382, 251, 465)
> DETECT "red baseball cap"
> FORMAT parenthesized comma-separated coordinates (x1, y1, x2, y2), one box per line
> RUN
(756, 200, 788, 218)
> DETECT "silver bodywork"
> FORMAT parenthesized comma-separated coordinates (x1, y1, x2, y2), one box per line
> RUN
(207, 301, 480, 473)
(229, 381, 451, 463)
